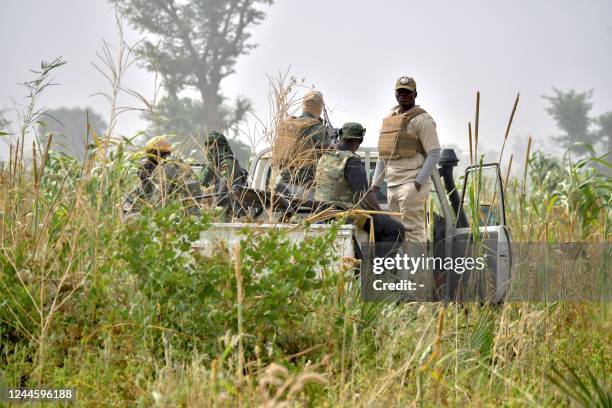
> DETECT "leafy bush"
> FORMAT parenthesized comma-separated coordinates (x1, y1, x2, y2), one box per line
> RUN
(115, 204, 340, 359)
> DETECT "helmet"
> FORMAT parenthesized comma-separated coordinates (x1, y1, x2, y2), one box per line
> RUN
(204, 131, 229, 147)
(339, 122, 366, 140)
(144, 136, 172, 154)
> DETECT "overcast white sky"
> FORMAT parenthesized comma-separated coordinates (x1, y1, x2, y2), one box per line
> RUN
(1, 0, 611, 161)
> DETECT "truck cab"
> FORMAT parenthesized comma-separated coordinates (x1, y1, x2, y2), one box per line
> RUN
(248, 147, 389, 207)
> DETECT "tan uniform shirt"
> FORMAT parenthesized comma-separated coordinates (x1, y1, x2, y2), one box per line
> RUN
(384, 105, 440, 187)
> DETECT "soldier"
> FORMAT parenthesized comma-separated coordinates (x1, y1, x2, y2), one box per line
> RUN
(123, 136, 202, 216)
(315, 122, 405, 256)
(272, 90, 332, 194)
(372, 76, 441, 242)
(199, 131, 248, 194)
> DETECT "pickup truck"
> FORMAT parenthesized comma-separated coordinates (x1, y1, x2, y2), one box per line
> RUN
(195, 147, 514, 302)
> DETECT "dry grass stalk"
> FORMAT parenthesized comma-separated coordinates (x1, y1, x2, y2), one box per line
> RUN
(499, 93, 520, 164)
(258, 362, 327, 407)
(234, 242, 245, 390)
(468, 122, 473, 165)
(503, 154, 513, 196)
(474, 91, 480, 162)
(372, 316, 436, 400)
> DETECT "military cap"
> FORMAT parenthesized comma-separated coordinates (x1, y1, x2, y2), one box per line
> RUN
(340, 122, 366, 140)
(395, 76, 417, 92)
(145, 135, 172, 153)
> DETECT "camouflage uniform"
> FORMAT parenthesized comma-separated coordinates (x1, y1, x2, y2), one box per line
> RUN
(123, 136, 202, 216)
(122, 186, 149, 215)
(149, 157, 203, 216)
(199, 131, 247, 191)
(314, 149, 359, 207)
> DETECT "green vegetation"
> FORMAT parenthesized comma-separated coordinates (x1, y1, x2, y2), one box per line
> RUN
(1, 61, 610, 408)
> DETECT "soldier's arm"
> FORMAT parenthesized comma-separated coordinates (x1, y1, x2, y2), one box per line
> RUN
(371, 158, 386, 190)
(199, 162, 215, 187)
(415, 149, 441, 186)
(415, 116, 442, 189)
(304, 122, 330, 149)
(344, 157, 381, 211)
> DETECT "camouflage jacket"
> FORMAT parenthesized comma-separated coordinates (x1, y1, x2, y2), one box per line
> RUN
(123, 157, 202, 216)
(199, 154, 247, 190)
(314, 149, 359, 207)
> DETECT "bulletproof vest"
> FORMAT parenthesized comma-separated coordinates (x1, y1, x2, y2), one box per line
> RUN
(272, 116, 322, 169)
(378, 107, 426, 160)
(314, 150, 357, 207)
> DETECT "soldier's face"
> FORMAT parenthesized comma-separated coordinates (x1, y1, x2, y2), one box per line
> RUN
(138, 159, 155, 182)
(395, 89, 416, 106)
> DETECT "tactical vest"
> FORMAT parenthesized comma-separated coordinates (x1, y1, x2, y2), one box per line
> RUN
(378, 107, 426, 160)
(314, 150, 357, 207)
(272, 116, 323, 169)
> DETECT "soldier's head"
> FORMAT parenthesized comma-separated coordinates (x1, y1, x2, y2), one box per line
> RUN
(144, 136, 172, 161)
(339, 122, 366, 152)
(204, 131, 232, 162)
(395, 76, 417, 109)
(140, 136, 172, 183)
(302, 90, 324, 118)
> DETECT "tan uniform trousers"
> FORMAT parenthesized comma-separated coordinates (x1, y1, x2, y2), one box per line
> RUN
(387, 181, 430, 243)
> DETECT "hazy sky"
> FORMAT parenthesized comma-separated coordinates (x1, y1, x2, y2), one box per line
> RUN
(2, 0, 611, 161)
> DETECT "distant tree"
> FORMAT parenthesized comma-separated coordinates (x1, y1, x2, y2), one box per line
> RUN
(110, 0, 272, 136)
(0, 110, 10, 134)
(543, 88, 612, 156)
(595, 111, 612, 154)
(38, 107, 107, 160)
(543, 88, 599, 154)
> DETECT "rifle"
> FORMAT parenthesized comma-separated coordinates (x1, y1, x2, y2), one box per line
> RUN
(322, 105, 340, 145)
(189, 191, 232, 201)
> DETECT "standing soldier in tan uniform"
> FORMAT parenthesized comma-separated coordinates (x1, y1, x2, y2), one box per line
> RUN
(271, 90, 332, 194)
(372, 76, 441, 242)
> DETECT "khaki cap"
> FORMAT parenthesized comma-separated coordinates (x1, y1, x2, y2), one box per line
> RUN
(395, 76, 417, 92)
(145, 135, 172, 153)
(303, 90, 324, 116)
(303, 90, 323, 106)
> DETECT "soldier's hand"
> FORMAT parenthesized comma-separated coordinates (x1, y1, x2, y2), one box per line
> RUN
(414, 181, 422, 192)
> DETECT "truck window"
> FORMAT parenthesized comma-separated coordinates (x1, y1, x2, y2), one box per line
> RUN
(459, 165, 505, 227)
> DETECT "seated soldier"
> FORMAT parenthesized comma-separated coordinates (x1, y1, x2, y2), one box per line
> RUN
(199, 131, 247, 196)
(272, 90, 333, 198)
(123, 136, 202, 216)
(314, 122, 405, 257)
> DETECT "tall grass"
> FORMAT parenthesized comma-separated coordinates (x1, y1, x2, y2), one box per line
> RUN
(0, 46, 610, 408)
